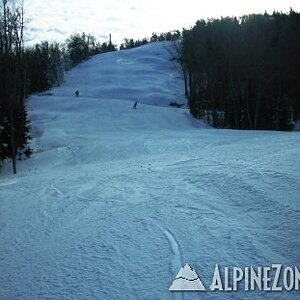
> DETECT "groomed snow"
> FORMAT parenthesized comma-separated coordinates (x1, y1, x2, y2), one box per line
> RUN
(0, 42, 300, 300)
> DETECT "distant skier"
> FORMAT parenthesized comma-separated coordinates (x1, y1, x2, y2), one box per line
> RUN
(75, 90, 79, 97)
(133, 101, 138, 109)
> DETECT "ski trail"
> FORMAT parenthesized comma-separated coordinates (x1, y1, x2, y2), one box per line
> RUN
(0, 179, 18, 186)
(76, 194, 95, 202)
(50, 184, 63, 195)
(163, 228, 185, 300)
(163, 229, 182, 272)
(152, 220, 182, 271)
(150, 210, 185, 298)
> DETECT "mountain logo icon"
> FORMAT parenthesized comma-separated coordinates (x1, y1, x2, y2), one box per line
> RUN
(169, 263, 206, 291)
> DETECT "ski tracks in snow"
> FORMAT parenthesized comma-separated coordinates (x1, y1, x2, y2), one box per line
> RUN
(163, 228, 183, 273)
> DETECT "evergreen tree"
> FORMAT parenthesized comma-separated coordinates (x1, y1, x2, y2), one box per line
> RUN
(180, 11, 300, 130)
(0, 0, 30, 173)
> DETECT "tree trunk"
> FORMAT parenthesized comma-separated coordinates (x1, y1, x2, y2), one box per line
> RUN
(254, 98, 260, 130)
(10, 111, 17, 174)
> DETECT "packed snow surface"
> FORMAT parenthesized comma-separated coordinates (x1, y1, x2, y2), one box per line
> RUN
(1, 42, 300, 299)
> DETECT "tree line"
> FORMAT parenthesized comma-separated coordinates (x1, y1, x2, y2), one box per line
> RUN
(0, 0, 117, 174)
(120, 30, 181, 50)
(179, 10, 300, 130)
(0, 0, 28, 174)
(25, 33, 117, 95)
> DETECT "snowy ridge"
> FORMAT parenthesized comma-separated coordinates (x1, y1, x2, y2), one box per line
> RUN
(0, 42, 300, 300)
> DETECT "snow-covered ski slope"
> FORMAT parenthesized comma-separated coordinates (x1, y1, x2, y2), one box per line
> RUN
(1, 42, 300, 300)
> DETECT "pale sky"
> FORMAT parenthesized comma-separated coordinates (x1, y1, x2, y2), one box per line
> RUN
(24, 0, 300, 45)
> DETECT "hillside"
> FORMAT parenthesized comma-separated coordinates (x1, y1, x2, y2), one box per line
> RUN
(0, 42, 300, 300)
